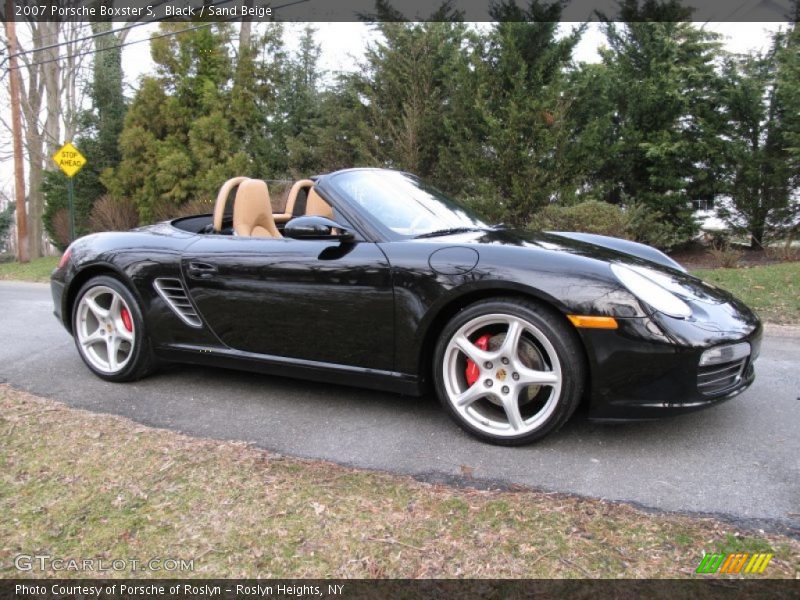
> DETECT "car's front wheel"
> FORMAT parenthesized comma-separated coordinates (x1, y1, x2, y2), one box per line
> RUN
(72, 275, 153, 382)
(433, 298, 585, 445)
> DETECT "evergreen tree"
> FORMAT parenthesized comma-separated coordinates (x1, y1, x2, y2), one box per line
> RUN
(353, 19, 472, 184)
(284, 25, 326, 175)
(470, 1, 583, 226)
(775, 7, 800, 193)
(232, 22, 290, 180)
(0, 203, 15, 251)
(558, 61, 618, 201)
(596, 2, 725, 242)
(717, 20, 800, 247)
(289, 77, 373, 174)
(103, 24, 252, 221)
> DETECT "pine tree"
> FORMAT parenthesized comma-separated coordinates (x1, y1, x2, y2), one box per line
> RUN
(102, 24, 252, 221)
(470, 1, 583, 226)
(353, 19, 472, 183)
(718, 19, 800, 247)
(284, 25, 326, 176)
(596, 5, 724, 242)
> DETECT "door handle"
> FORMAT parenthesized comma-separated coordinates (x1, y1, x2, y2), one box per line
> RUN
(187, 262, 217, 279)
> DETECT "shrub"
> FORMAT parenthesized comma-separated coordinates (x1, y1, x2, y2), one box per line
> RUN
(89, 195, 140, 232)
(0, 202, 15, 250)
(50, 208, 72, 249)
(530, 201, 629, 238)
(528, 200, 689, 251)
(764, 234, 799, 262)
(708, 234, 744, 268)
(624, 203, 686, 250)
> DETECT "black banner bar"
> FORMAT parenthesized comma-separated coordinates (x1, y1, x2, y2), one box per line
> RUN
(1, 579, 799, 600)
(0, 0, 797, 23)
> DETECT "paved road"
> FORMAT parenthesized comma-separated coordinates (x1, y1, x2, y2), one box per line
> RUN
(1, 281, 798, 533)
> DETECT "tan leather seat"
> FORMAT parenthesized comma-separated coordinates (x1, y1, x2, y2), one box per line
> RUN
(275, 179, 315, 223)
(213, 176, 249, 232)
(306, 188, 334, 219)
(232, 179, 282, 238)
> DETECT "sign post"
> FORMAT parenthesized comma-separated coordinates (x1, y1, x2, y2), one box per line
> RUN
(52, 142, 87, 242)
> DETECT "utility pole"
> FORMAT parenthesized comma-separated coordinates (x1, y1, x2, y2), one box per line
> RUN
(5, 2, 29, 263)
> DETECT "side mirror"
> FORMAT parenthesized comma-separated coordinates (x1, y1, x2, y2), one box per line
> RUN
(284, 215, 355, 241)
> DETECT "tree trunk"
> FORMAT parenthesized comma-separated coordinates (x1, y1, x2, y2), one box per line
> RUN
(22, 98, 45, 257)
(4, 11, 29, 262)
(27, 156, 45, 255)
(239, 17, 252, 57)
(18, 24, 44, 258)
(36, 21, 62, 257)
(750, 209, 766, 249)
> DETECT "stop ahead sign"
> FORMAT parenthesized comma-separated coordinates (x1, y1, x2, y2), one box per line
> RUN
(53, 142, 87, 178)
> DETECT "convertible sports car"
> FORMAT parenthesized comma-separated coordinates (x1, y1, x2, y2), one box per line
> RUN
(51, 168, 762, 444)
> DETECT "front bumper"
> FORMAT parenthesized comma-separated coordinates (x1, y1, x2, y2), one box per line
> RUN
(51, 273, 67, 331)
(580, 314, 762, 420)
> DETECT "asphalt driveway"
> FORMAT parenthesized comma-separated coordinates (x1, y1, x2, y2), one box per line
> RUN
(1, 280, 798, 533)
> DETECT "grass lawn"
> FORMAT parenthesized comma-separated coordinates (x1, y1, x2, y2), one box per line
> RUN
(0, 256, 59, 283)
(693, 262, 800, 325)
(0, 385, 797, 579)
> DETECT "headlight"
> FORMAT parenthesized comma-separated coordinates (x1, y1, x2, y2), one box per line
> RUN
(699, 342, 750, 366)
(611, 263, 692, 318)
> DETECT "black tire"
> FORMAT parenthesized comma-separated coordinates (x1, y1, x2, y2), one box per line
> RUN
(433, 298, 585, 445)
(72, 275, 154, 382)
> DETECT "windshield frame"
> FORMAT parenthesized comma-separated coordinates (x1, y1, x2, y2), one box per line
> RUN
(323, 168, 489, 242)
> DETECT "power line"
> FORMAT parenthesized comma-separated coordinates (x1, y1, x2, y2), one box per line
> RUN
(3, 22, 215, 74)
(0, 0, 197, 71)
(3, 0, 310, 62)
(3, 0, 173, 62)
(1, 0, 310, 74)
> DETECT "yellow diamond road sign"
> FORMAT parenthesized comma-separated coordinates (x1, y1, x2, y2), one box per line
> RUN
(53, 142, 86, 178)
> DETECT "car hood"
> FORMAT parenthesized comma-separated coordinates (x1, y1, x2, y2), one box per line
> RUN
(420, 227, 760, 339)
(419, 227, 740, 308)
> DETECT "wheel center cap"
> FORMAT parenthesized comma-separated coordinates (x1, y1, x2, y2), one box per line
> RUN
(106, 324, 113, 333)
(496, 368, 507, 382)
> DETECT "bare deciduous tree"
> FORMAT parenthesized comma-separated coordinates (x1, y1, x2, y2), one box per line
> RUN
(2, 21, 91, 256)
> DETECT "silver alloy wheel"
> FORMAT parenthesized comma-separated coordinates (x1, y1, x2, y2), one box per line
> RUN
(75, 285, 136, 374)
(443, 313, 563, 437)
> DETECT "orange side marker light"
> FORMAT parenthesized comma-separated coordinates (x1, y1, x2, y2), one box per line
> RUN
(567, 315, 619, 329)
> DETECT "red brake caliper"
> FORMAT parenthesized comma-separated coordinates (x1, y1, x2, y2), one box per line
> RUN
(120, 306, 133, 333)
(465, 334, 491, 387)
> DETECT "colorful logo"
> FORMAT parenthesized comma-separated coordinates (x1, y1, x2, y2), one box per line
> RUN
(696, 552, 773, 574)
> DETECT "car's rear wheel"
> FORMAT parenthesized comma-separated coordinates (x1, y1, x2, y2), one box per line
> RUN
(72, 275, 153, 382)
(433, 298, 585, 445)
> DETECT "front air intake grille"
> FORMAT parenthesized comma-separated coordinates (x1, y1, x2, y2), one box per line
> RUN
(153, 278, 202, 328)
(697, 359, 747, 396)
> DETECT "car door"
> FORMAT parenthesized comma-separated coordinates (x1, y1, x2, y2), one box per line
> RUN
(180, 235, 395, 371)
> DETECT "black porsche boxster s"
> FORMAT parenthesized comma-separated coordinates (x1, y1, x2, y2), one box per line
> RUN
(51, 168, 762, 444)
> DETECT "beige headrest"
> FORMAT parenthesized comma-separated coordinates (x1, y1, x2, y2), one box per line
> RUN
(213, 176, 250, 232)
(233, 179, 282, 238)
(306, 188, 333, 219)
(283, 179, 316, 217)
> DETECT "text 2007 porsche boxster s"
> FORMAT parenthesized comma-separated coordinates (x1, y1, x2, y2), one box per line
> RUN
(51, 168, 762, 444)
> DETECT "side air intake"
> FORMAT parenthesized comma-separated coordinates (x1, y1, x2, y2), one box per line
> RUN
(153, 278, 202, 328)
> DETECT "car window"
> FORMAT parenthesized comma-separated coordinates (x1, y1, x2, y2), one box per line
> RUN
(329, 170, 488, 237)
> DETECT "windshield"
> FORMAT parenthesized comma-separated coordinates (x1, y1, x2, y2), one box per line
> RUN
(328, 170, 489, 238)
